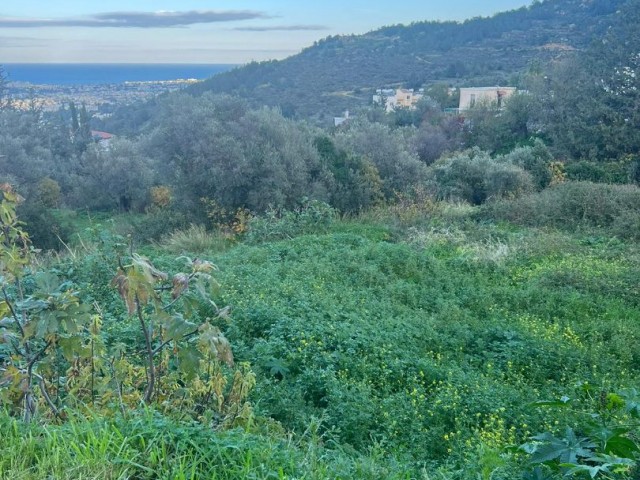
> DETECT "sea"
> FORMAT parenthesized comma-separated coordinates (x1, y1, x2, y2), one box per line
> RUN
(2, 63, 236, 85)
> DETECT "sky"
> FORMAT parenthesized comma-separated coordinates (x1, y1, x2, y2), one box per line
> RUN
(0, 0, 533, 64)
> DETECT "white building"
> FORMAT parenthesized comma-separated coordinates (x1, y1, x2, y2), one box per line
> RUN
(373, 88, 424, 112)
(458, 87, 517, 111)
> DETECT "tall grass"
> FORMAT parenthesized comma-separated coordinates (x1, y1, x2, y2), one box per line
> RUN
(0, 411, 413, 479)
(159, 224, 232, 254)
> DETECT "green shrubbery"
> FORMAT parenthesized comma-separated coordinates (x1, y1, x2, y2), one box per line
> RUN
(246, 199, 337, 243)
(2, 181, 640, 478)
(564, 160, 632, 184)
(428, 148, 534, 204)
(212, 216, 640, 476)
(483, 181, 640, 239)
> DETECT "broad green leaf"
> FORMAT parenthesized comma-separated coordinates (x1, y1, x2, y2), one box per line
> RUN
(562, 464, 610, 479)
(162, 313, 196, 341)
(604, 436, 639, 458)
(59, 336, 87, 361)
(529, 428, 595, 465)
(177, 346, 202, 379)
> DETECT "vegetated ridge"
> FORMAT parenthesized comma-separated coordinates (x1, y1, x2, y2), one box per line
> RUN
(188, 0, 626, 120)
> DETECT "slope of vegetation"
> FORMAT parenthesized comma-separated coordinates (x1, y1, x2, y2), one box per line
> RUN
(183, 0, 624, 119)
(2, 188, 639, 478)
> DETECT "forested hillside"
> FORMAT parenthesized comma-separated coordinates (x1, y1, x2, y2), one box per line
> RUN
(185, 0, 625, 119)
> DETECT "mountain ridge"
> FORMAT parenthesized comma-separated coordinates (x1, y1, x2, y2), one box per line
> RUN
(186, 0, 626, 121)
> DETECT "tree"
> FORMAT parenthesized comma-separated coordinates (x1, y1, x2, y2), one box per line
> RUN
(0, 66, 11, 110)
(0, 184, 91, 421)
(70, 140, 154, 212)
(145, 93, 328, 215)
(333, 119, 428, 198)
(532, 0, 640, 162)
(0, 185, 254, 425)
(314, 135, 383, 212)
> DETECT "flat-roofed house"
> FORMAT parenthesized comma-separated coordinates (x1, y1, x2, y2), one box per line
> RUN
(458, 87, 517, 111)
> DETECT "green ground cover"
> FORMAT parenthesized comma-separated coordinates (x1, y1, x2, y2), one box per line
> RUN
(2, 202, 639, 479)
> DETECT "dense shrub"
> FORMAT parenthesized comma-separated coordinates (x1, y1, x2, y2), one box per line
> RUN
(333, 120, 429, 197)
(565, 159, 632, 184)
(246, 199, 336, 243)
(428, 149, 534, 204)
(17, 201, 73, 250)
(483, 181, 640, 239)
(497, 139, 553, 190)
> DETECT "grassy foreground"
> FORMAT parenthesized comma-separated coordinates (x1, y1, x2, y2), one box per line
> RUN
(2, 201, 640, 479)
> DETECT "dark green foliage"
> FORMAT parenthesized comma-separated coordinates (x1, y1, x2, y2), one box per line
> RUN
(17, 202, 73, 250)
(144, 93, 327, 215)
(246, 199, 337, 243)
(332, 120, 428, 198)
(68, 140, 154, 212)
(461, 93, 539, 154)
(565, 160, 633, 184)
(533, 0, 640, 162)
(413, 122, 455, 165)
(522, 385, 640, 478)
(314, 135, 384, 213)
(428, 148, 534, 204)
(483, 181, 640, 239)
(499, 140, 553, 190)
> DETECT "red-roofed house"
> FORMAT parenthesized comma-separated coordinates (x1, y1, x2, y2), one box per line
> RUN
(91, 130, 114, 149)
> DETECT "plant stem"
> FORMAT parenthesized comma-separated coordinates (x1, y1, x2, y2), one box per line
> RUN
(136, 295, 155, 404)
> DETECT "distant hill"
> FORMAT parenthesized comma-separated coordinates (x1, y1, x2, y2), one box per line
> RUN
(186, 0, 626, 122)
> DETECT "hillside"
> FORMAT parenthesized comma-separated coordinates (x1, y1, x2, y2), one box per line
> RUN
(188, 0, 626, 120)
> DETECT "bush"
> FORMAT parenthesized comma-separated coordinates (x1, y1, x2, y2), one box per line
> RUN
(482, 181, 640, 239)
(160, 224, 232, 254)
(246, 199, 337, 243)
(17, 201, 73, 250)
(129, 206, 195, 242)
(498, 139, 553, 190)
(428, 149, 534, 204)
(565, 160, 632, 184)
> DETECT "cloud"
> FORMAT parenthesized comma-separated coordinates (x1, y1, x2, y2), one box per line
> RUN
(233, 25, 329, 32)
(0, 36, 48, 47)
(0, 10, 271, 28)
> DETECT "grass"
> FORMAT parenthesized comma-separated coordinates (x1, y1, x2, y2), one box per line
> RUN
(10, 199, 640, 479)
(209, 206, 640, 476)
(0, 411, 414, 479)
(159, 224, 233, 254)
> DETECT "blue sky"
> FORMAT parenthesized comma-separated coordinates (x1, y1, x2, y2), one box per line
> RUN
(1, 0, 533, 63)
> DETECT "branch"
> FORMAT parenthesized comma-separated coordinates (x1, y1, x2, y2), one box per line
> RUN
(108, 359, 127, 418)
(162, 296, 182, 312)
(34, 373, 62, 419)
(136, 295, 155, 404)
(27, 341, 51, 372)
(152, 329, 199, 357)
(2, 286, 26, 341)
(16, 279, 28, 325)
(154, 285, 173, 292)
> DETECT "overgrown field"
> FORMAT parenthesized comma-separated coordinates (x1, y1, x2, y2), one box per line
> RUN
(2, 199, 640, 479)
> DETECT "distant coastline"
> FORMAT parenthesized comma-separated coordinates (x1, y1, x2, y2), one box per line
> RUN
(2, 63, 236, 86)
